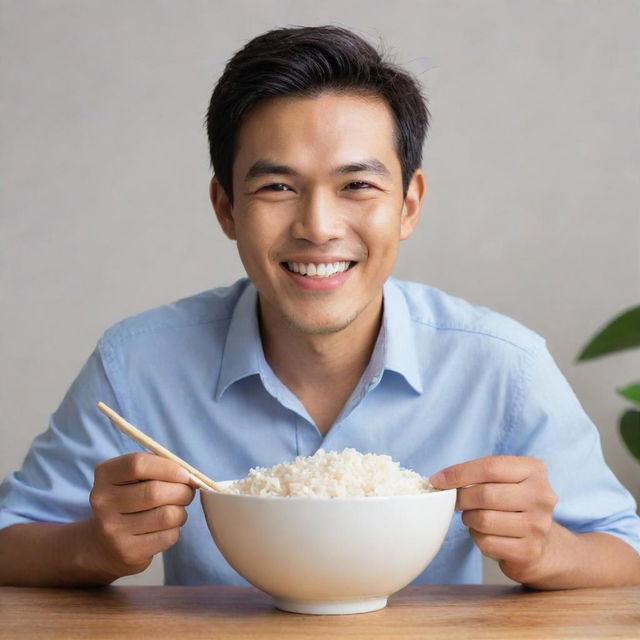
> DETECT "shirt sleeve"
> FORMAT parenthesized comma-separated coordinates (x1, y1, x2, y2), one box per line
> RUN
(0, 342, 135, 530)
(499, 342, 640, 554)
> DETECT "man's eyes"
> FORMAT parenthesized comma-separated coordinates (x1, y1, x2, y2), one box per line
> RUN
(345, 181, 373, 190)
(261, 183, 293, 192)
(260, 181, 373, 192)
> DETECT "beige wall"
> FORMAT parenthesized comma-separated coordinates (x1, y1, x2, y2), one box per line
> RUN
(2, 1, 639, 586)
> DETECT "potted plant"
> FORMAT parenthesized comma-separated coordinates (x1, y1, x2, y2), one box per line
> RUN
(577, 305, 640, 463)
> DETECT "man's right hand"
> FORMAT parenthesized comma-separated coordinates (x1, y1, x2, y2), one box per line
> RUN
(86, 452, 196, 578)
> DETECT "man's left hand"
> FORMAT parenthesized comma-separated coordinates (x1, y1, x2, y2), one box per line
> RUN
(429, 455, 559, 584)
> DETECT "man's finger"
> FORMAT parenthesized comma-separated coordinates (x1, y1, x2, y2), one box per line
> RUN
(116, 480, 196, 514)
(125, 505, 189, 535)
(461, 509, 528, 538)
(455, 483, 528, 512)
(96, 452, 192, 486)
(429, 455, 540, 489)
(468, 529, 525, 564)
(116, 528, 182, 568)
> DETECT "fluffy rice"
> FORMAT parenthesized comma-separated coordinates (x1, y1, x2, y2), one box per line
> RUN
(228, 448, 435, 498)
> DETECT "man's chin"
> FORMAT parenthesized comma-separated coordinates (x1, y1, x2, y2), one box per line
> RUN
(257, 287, 383, 338)
(282, 312, 359, 336)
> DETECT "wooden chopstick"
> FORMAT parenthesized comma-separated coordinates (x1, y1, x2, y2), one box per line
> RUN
(96, 401, 227, 493)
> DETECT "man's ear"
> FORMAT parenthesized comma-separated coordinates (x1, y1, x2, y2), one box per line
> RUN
(210, 177, 237, 240)
(400, 168, 427, 240)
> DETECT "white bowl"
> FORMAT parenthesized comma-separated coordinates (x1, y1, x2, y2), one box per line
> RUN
(200, 481, 456, 615)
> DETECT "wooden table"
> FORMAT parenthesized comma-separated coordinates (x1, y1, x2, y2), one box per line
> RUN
(1, 585, 638, 639)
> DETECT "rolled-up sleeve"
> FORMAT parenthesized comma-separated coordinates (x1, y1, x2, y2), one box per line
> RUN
(501, 343, 640, 553)
(0, 342, 132, 530)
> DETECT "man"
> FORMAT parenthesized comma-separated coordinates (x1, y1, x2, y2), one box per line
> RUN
(1, 25, 639, 588)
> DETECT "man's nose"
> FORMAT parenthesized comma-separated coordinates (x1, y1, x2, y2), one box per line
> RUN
(290, 189, 345, 244)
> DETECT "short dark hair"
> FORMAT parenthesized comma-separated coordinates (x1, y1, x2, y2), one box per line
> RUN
(205, 25, 430, 205)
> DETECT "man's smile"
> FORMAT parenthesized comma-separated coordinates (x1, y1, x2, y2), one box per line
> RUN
(281, 260, 357, 277)
(279, 259, 358, 291)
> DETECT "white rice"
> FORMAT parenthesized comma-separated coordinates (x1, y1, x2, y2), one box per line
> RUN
(229, 448, 435, 498)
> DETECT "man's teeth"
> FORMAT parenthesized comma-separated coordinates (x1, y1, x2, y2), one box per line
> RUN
(286, 261, 351, 277)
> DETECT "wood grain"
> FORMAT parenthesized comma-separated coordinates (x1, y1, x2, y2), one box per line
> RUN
(1, 585, 638, 639)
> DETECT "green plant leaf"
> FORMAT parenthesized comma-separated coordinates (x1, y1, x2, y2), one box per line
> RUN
(577, 305, 640, 361)
(620, 409, 640, 462)
(617, 383, 640, 406)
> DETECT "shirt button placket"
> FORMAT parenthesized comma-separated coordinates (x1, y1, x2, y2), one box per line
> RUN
(296, 414, 322, 457)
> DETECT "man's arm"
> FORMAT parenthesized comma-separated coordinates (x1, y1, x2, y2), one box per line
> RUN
(430, 455, 640, 589)
(518, 522, 640, 590)
(0, 453, 195, 586)
(0, 519, 120, 586)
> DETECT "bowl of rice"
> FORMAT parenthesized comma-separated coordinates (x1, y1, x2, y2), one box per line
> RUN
(200, 448, 456, 615)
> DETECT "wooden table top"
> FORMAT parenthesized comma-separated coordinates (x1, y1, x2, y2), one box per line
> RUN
(1, 585, 639, 639)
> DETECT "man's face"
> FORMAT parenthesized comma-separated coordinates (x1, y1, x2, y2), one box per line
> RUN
(211, 92, 425, 336)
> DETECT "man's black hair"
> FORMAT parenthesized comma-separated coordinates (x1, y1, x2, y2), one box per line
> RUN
(206, 25, 430, 205)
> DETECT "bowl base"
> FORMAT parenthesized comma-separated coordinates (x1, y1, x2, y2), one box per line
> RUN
(272, 596, 388, 615)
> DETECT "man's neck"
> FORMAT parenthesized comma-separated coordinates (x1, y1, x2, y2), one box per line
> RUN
(258, 294, 383, 396)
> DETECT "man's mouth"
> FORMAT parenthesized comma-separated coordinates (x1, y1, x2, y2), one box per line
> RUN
(281, 261, 357, 278)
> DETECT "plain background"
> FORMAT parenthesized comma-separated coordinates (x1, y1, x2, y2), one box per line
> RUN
(2, 0, 639, 586)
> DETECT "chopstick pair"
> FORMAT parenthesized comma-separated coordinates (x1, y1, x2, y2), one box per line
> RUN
(96, 402, 227, 493)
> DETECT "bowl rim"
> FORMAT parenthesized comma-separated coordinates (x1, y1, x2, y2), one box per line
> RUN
(201, 481, 456, 503)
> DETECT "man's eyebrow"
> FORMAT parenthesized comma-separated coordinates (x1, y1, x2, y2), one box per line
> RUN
(332, 159, 391, 178)
(244, 158, 392, 182)
(244, 160, 297, 182)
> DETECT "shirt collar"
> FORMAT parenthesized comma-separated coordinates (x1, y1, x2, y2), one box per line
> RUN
(215, 281, 262, 400)
(215, 277, 423, 401)
(380, 277, 424, 394)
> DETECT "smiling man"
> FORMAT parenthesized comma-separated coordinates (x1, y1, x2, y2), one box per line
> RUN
(1, 25, 639, 588)
(211, 92, 423, 435)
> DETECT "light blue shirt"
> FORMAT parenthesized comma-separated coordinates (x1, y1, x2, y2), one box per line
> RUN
(2, 277, 639, 584)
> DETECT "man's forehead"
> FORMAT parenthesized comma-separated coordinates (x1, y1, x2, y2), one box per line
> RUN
(234, 93, 400, 181)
